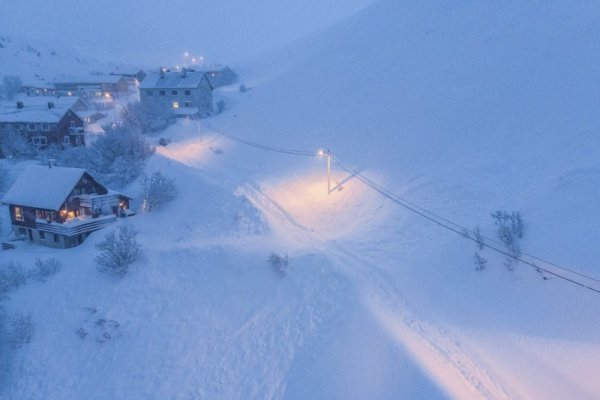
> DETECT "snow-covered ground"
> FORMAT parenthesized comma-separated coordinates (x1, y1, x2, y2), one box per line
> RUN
(2, 1, 600, 399)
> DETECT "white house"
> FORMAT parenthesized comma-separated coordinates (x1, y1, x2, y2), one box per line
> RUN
(139, 68, 213, 118)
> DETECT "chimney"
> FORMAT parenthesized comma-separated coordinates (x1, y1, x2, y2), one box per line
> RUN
(181, 67, 187, 78)
(48, 159, 55, 169)
(16, 101, 24, 109)
(159, 66, 165, 78)
(48, 101, 55, 109)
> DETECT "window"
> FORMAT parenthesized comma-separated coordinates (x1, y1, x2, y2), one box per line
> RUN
(14, 207, 23, 221)
(39, 231, 46, 241)
(185, 101, 192, 108)
(63, 136, 71, 145)
(27, 123, 37, 131)
(184, 90, 191, 95)
(159, 90, 166, 96)
(32, 137, 48, 147)
(41, 123, 50, 131)
(172, 90, 178, 95)
(54, 234, 60, 243)
(172, 101, 179, 109)
(70, 121, 75, 127)
(146, 90, 153, 96)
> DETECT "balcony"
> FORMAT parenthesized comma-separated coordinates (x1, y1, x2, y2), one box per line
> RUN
(69, 126, 85, 135)
(35, 214, 117, 237)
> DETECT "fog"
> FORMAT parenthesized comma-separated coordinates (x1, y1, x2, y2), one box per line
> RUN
(0, 0, 374, 66)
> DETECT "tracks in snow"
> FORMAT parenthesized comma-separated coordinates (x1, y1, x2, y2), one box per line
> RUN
(241, 183, 515, 400)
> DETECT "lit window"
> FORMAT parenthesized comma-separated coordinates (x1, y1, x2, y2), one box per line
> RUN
(14, 207, 24, 221)
(172, 101, 179, 109)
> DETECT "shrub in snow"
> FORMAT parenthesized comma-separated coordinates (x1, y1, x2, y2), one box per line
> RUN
(0, 262, 26, 293)
(6, 312, 33, 348)
(0, 75, 22, 101)
(474, 252, 487, 271)
(239, 84, 249, 93)
(0, 130, 33, 159)
(491, 211, 524, 271)
(268, 252, 288, 277)
(95, 224, 142, 274)
(120, 101, 176, 134)
(28, 257, 62, 282)
(140, 170, 176, 212)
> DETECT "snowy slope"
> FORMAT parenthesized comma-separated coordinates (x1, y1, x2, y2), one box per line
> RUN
(0, 33, 130, 86)
(2, 1, 600, 399)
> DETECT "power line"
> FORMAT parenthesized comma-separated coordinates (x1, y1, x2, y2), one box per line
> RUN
(331, 155, 600, 295)
(198, 123, 600, 294)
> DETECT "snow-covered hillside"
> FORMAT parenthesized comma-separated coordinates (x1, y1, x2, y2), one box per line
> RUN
(0, 33, 128, 86)
(2, 1, 600, 399)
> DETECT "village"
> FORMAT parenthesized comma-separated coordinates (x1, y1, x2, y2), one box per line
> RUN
(0, 63, 237, 249)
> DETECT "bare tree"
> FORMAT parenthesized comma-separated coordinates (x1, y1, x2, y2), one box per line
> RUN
(1, 75, 22, 100)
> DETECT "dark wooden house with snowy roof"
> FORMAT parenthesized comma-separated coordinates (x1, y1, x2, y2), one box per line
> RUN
(1, 164, 132, 248)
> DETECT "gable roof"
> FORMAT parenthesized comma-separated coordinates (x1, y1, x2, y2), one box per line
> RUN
(139, 70, 211, 90)
(1, 165, 88, 210)
(0, 96, 85, 123)
(53, 75, 125, 85)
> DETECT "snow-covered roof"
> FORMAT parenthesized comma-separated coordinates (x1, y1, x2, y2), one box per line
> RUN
(191, 65, 231, 73)
(0, 96, 82, 123)
(1, 165, 87, 210)
(54, 75, 124, 85)
(140, 71, 209, 89)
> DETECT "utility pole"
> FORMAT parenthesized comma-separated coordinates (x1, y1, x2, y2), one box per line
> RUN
(327, 150, 331, 195)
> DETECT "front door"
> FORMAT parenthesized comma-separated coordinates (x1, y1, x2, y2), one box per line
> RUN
(27, 229, 33, 241)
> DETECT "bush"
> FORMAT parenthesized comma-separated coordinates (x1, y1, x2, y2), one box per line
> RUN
(474, 252, 487, 271)
(0, 262, 26, 293)
(491, 211, 524, 270)
(0, 130, 34, 159)
(6, 312, 33, 348)
(95, 224, 142, 274)
(28, 257, 62, 282)
(268, 252, 288, 277)
(120, 101, 176, 134)
(239, 84, 249, 93)
(140, 170, 176, 212)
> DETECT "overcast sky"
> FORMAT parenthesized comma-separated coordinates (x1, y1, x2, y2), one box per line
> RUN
(0, 0, 374, 67)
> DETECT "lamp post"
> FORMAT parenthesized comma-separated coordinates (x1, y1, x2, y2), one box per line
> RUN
(318, 149, 332, 194)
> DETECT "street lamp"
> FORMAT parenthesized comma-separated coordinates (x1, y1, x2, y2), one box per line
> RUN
(318, 149, 332, 194)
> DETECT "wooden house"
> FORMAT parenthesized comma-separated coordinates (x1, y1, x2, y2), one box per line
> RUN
(1, 164, 132, 248)
(0, 98, 85, 150)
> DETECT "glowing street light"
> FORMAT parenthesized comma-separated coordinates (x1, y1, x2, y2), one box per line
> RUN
(318, 149, 332, 194)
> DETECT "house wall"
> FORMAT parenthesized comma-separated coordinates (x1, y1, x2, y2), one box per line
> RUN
(140, 76, 213, 116)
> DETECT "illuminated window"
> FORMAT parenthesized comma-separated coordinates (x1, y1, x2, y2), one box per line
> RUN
(172, 101, 179, 109)
(14, 207, 24, 221)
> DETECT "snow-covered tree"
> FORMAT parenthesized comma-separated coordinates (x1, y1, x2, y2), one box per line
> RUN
(0, 130, 33, 159)
(0, 75, 22, 100)
(120, 101, 175, 134)
(140, 170, 176, 212)
(95, 224, 142, 274)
